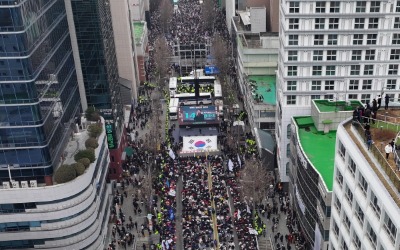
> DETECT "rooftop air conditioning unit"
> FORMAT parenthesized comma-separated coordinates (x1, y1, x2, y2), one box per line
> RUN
(2, 182, 10, 189)
(20, 181, 28, 188)
(11, 181, 20, 188)
(30, 180, 37, 188)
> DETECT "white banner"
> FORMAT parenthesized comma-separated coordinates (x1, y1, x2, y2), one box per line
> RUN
(169, 149, 176, 160)
(182, 136, 218, 153)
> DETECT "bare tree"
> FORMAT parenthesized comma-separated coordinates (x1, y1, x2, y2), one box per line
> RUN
(201, 0, 217, 32)
(158, 0, 174, 33)
(238, 159, 269, 207)
(153, 35, 171, 85)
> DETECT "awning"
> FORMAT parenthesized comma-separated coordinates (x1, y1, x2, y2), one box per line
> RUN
(124, 147, 134, 157)
(239, 12, 251, 26)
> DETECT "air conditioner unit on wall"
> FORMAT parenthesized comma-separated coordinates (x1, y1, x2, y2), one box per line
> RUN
(20, 181, 28, 188)
(2, 182, 10, 189)
(11, 181, 19, 188)
(30, 180, 37, 188)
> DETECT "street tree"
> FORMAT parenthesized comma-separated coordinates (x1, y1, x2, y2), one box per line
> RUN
(153, 35, 171, 85)
(201, 0, 217, 32)
(158, 0, 174, 33)
(238, 159, 269, 207)
(150, 0, 162, 13)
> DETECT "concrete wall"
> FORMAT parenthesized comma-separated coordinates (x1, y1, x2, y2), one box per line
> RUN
(311, 102, 354, 132)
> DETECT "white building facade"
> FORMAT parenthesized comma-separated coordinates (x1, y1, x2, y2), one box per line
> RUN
(329, 119, 400, 250)
(0, 130, 111, 249)
(277, 0, 400, 182)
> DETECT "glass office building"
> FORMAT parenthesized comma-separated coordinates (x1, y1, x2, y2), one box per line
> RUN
(0, 0, 80, 183)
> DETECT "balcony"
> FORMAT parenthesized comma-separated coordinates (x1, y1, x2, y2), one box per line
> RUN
(344, 115, 400, 206)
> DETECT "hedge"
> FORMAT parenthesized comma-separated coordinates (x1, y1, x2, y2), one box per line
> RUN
(54, 165, 77, 184)
(85, 137, 99, 149)
(77, 158, 91, 168)
(72, 162, 86, 176)
(74, 148, 96, 163)
(88, 123, 103, 138)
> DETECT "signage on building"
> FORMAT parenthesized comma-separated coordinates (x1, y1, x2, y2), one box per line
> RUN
(105, 122, 116, 150)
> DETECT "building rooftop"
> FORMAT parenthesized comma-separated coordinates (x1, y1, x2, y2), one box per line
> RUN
(294, 116, 336, 191)
(314, 100, 363, 112)
(248, 75, 276, 105)
(133, 22, 144, 44)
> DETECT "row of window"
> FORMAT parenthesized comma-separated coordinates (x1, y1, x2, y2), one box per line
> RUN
(284, 93, 399, 106)
(287, 79, 399, 92)
(286, 64, 399, 77)
(288, 32, 400, 46)
(289, 1, 340, 14)
(289, 1, 397, 14)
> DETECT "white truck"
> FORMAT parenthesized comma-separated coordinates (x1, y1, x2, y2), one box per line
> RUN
(169, 98, 179, 120)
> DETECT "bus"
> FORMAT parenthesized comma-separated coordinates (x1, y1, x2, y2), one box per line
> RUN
(214, 80, 222, 99)
(169, 77, 178, 96)
(169, 98, 179, 120)
(174, 93, 213, 106)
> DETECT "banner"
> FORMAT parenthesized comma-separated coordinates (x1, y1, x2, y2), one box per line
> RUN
(169, 149, 176, 159)
(182, 136, 218, 152)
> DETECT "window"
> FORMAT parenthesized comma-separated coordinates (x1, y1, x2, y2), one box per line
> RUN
(327, 34, 338, 45)
(311, 95, 320, 100)
(370, 191, 381, 217)
(313, 66, 322, 76)
(341, 240, 348, 250)
(356, 203, 364, 224)
(314, 35, 324, 45)
(353, 34, 363, 45)
(312, 81, 322, 90)
(365, 50, 375, 60)
(392, 34, 400, 44)
(288, 35, 298, 45)
(327, 50, 336, 60)
(368, 18, 379, 29)
(286, 143, 291, 157)
(386, 79, 397, 90)
(289, 18, 299, 29)
(362, 80, 372, 90)
(315, 18, 325, 29)
(367, 34, 377, 45)
(315, 1, 326, 13)
(343, 213, 351, 230)
(361, 94, 371, 104)
(333, 220, 339, 236)
(354, 18, 365, 29)
(287, 95, 296, 105)
(352, 50, 362, 60)
(356, 1, 366, 12)
(390, 49, 400, 60)
(358, 174, 368, 194)
(335, 171, 343, 187)
(326, 66, 336, 76)
(364, 65, 374, 75)
(288, 66, 297, 76)
(338, 140, 346, 160)
(287, 124, 292, 139)
(395, 17, 400, 28)
(350, 65, 360, 75)
(329, 18, 339, 29)
(330, 1, 340, 13)
(348, 157, 356, 176)
(287, 81, 297, 91)
(353, 233, 361, 249)
(388, 64, 398, 75)
(289, 2, 300, 13)
(370, 1, 380, 13)
(384, 213, 397, 243)
(397, 1, 400, 12)
(345, 185, 353, 204)
(313, 50, 323, 61)
(324, 94, 334, 100)
(367, 223, 377, 246)
(348, 94, 358, 100)
(288, 51, 298, 61)
(325, 81, 334, 90)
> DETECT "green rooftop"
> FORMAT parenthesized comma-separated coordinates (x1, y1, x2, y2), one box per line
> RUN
(314, 100, 362, 112)
(294, 116, 336, 191)
(133, 22, 144, 44)
(248, 75, 276, 105)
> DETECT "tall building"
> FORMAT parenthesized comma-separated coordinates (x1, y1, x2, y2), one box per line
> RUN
(329, 118, 400, 250)
(0, 0, 80, 184)
(0, 1, 111, 248)
(277, 0, 400, 183)
(65, 0, 126, 179)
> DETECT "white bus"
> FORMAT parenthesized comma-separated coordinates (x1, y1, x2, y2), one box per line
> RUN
(174, 93, 213, 106)
(214, 80, 222, 99)
(169, 77, 177, 96)
(169, 98, 179, 120)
